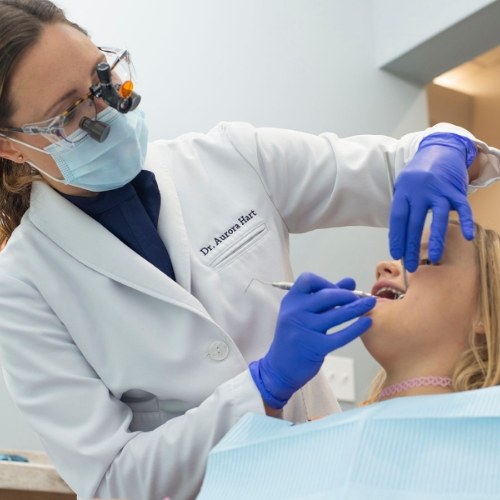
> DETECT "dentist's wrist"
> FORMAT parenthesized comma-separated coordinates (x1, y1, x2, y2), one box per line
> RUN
(418, 132, 477, 167)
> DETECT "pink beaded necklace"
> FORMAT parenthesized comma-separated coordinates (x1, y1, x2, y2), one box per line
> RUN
(377, 376, 453, 401)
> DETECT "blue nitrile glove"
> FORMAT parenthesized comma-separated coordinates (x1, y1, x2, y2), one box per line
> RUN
(389, 132, 477, 272)
(249, 272, 376, 409)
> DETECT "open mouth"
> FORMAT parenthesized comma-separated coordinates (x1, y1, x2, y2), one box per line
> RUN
(374, 286, 405, 300)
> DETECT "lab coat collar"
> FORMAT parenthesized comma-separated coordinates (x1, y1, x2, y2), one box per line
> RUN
(27, 179, 205, 316)
(145, 163, 192, 293)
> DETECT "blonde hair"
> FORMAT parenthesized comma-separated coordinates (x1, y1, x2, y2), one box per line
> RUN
(362, 221, 500, 404)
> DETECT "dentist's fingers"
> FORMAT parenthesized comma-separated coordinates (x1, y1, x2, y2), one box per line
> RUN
(402, 201, 428, 272)
(389, 193, 409, 261)
(323, 316, 372, 353)
(309, 295, 376, 331)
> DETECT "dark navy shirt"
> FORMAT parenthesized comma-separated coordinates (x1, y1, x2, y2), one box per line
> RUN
(63, 170, 176, 280)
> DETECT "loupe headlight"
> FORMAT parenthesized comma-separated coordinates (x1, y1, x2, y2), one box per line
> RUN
(81, 48, 142, 143)
(92, 62, 141, 113)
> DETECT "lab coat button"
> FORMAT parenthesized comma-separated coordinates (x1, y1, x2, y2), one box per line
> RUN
(208, 341, 229, 361)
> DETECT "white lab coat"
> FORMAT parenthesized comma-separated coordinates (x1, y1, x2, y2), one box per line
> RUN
(0, 122, 498, 500)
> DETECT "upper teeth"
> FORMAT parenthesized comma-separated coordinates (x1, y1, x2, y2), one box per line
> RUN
(376, 287, 404, 300)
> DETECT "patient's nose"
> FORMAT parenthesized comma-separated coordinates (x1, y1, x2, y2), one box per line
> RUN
(376, 260, 401, 280)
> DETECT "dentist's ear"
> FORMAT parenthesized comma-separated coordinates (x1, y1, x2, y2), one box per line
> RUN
(0, 136, 25, 163)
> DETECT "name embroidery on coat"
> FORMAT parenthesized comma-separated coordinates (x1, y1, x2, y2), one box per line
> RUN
(200, 210, 257, 256)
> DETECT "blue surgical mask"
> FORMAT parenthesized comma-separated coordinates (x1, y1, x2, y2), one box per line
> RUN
(23, 107, 148, 192)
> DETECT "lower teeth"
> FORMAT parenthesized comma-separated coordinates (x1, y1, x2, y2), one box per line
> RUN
(397, 294, 405, 300)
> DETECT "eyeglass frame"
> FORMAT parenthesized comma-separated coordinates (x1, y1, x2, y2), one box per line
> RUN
(0, 47, 132, 144)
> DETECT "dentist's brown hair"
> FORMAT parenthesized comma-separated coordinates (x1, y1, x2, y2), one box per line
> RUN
(0, 0, 87, 246)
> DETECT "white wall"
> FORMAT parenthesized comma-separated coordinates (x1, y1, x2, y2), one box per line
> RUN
(57, 0, 427, 139)
(374, 0, 496, 66)
(375, 0, 500, 84)
(0, 0, 470, 449)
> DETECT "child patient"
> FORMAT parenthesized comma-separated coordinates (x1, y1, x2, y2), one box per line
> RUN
(198, 220, 500, 499)
(362, 219, 500, 403)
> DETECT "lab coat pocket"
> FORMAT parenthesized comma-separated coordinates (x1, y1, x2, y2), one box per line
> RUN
(209, 222, 268, 270)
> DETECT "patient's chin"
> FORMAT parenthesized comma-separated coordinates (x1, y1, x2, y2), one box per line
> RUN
(359, 324, 402, 368)
(359, 325, 377, 352)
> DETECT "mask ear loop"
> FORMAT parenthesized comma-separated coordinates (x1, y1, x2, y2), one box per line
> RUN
(0, 134, 67, 184)
(0, 134, 49, 155)
(26, 159, 67, 184)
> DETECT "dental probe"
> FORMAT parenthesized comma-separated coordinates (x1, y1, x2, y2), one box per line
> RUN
(270, 281, 375, 297)
(384, 151, 409, 292)
(245, 278, 374, 297)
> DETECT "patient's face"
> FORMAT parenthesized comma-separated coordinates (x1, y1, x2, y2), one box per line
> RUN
(362, 224, 479, 370)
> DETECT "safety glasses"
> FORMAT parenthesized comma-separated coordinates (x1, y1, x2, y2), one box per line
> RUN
(0, 47, 135, 146)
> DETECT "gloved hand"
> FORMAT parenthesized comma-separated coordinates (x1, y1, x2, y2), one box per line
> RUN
(389, 132, 477, 272)
(249, 272, 376, 409)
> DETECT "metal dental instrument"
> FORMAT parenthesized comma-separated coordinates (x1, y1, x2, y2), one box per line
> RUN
(245, 278, 374, 297)
(384, 151, 409, 293)
(271, 281, 374, 297)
